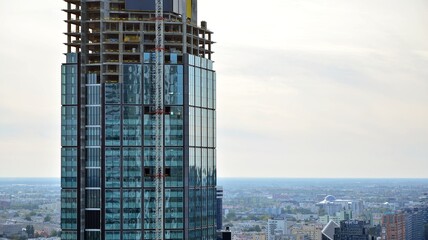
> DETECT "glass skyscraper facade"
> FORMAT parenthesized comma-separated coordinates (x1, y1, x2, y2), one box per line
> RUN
(61, 0, 216, 239)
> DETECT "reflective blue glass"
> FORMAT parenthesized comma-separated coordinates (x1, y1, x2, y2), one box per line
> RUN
(105, 84, 121, 104)
(105, 105, 121, 146)
(122, 190, 142, 229)
(61, 106, 77, 147)
(144, 148, 155, 187)
(123, 148, 142, 188)
(144, 113, 156, 146)
(165, 148, 183, 187)
(61, 190, 77, 229)
(61, 65, 78, 105)
(189, 66, 195, 106)
(143, 64, 154, 104)
(85, 127, 101, 146)
(61, 148, 77, 188)
(86, 168, 100, 187)
(123, 106, 142, 146)
(123, 231, 142, 240)
(105, 190, 121, 230)
(144, 190, 156, 229)
(165, 106, 183, 146)
(86, 189, 101, 208)
(165, 189, 184, 229)
(194, 68, 201, 107)
(61, 231, 77, 240)
(106, 232, 120, 240)
(86, 106, 101, 126)
(86, 148, 101, 167)
(201, 69, 207, 108)
(86, 85, 100, 105)
(165, 65, 183, 105)
(105, 148, 121, 188)
(123, 64, 142, 104)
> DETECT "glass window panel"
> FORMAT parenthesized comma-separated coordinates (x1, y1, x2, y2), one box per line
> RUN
(86, 85, 100, 105)
(105, 105, 121, 146)
(66, 53, 78, 63)
(143, 148, 156, 187)
(86, 106, 101, 126)
(61, 190, 77, 230)
(86, 169, 100, 188)
(61, 64, 78, 105)
(202, 148, 207, 187)
(105, 148, 121, 188)
(123, 232, 142, 240)
(202, 109, 207, 147)
(61, 106, 77, 147)
(86, 189, 101, 208)
(189, 66, 195, 106)
(123, 106, 142, 146)
(144, 190, 156, 229)
(165, 65, 183, 105)
(165, 148, 183, 187)
(86, 148, 101, 167)
(106, 232, 120, 240)
(144, 111, 156, 146)
(123, 64, 142, 104)
(201, 69, 207, 108)
(105, 84, 121, 104)
(189, 107, 195, 146)
(195, 68, 201, 107)
(165, 106, 183, 147)
(85, 231, 100, 239)
(165, 189, 184, 229)
(195, 108, 201, 147)
(85, 127, 101, 146)
(189, 147, 196, 187)
(122, 190, 142, 229)
(105, 190, 121, 230)
(143, 64, 155, 104)
(123, 148, 142, 188)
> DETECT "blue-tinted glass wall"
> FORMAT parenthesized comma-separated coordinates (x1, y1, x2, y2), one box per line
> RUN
(61, 52, 216, 239)
(61, 53, 79, 239)
(187, 54, 217, 238)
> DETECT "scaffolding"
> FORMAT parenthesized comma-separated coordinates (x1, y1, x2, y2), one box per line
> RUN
(154, 0, 165, 239)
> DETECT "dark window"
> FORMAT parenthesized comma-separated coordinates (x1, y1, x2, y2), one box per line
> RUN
(85, 210, 100, 229)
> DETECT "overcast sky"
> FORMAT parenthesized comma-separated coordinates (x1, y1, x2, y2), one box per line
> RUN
(0, 0, 428, 178)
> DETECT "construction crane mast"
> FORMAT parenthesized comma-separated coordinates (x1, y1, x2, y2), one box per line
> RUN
(154, 0, 165, 239)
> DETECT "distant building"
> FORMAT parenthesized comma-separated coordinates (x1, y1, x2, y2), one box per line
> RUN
(322, 220, 339, 240)
(217, 226, 232, 240)
(0, 224, 27, 239)
(370, 213, 383, 226)
(403, 208, 425, 240)
(217, 186, 224, 230)
(267, 218, 287, 240)
(319, 210, 352, 225)
(0, 200, 10, 210)
(291, 223, 322, 240)
(382, 212, 406, 240)
(333, 220, 370, 240)
(317, 195, 364, 217)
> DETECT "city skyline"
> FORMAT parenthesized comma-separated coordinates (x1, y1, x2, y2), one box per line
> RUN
(1, 0, 428, 178)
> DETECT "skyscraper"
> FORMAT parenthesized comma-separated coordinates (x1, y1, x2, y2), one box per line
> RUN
(61, 0, 216, 239)
(382, 212, 406, 240)
(333, 220, 370, 240)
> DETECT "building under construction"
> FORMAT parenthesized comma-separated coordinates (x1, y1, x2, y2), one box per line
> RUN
(60, 0, 217, 239)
